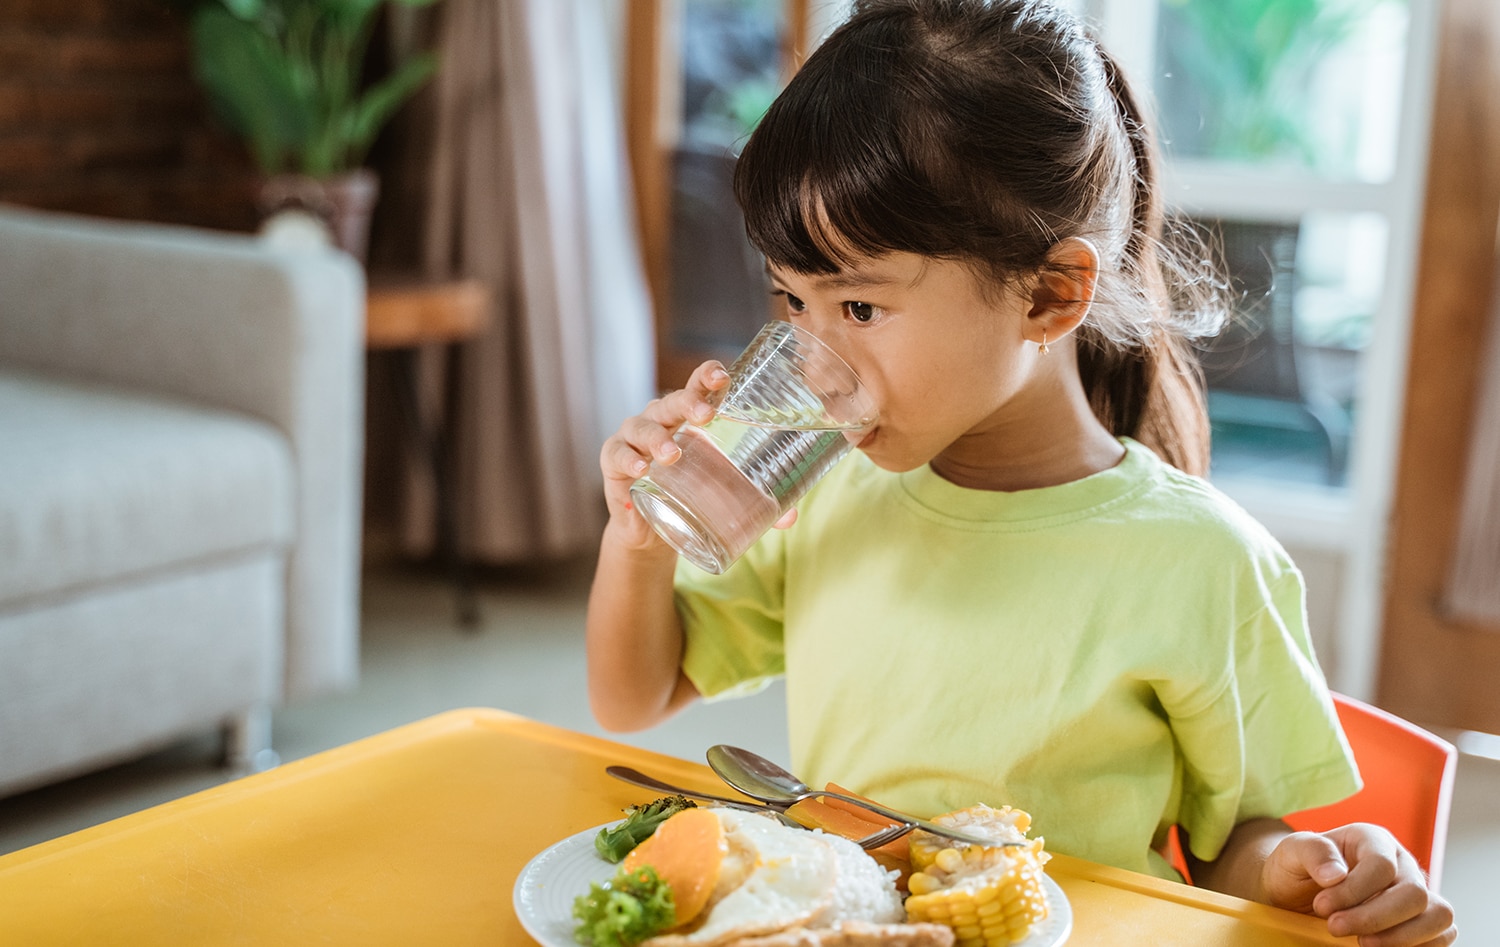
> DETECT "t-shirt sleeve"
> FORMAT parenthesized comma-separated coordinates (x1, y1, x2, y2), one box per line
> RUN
(674, 528, 789, 700)
(1165, 568, 1362, 863)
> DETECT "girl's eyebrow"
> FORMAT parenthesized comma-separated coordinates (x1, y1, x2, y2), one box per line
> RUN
(766, 264, 908, 291)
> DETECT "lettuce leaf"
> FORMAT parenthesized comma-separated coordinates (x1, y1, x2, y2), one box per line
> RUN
(572, 864, 676, 947)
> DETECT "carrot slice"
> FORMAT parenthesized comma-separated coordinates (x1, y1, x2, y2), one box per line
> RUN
(787, 797, 887, 837)
(787, 795, 912, 877)
(823, 782, 902, 828)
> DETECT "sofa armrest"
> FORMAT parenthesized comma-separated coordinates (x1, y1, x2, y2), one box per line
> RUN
(0, 205, 364, 699)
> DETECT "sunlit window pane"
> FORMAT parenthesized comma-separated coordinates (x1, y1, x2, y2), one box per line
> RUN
(1154, 0, 1408, 182)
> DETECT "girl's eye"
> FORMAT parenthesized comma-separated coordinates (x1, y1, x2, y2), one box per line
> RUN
(845, 301, 880, 323)
(771, 290, 807, 314)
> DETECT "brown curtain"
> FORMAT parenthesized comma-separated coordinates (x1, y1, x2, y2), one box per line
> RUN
(377, 0, 654, 563)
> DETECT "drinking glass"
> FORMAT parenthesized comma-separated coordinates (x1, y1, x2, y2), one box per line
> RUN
(630, 322, 878, 574)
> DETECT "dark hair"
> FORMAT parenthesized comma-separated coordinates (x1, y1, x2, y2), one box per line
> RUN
(733, 0, 1225, 474)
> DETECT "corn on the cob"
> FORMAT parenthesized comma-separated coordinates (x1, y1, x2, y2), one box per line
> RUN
(903, 805, 1049, 946)
(909, 804, 1032, 871)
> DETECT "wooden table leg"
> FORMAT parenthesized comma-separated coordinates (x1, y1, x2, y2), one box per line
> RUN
(389, 347, 481, 629)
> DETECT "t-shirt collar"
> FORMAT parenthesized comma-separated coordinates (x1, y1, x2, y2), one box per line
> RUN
(896, 437, 1163, 525)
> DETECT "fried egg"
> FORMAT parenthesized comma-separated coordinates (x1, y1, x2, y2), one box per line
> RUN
(643, 808, 904, 947)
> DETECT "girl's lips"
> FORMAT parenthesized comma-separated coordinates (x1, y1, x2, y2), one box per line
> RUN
(856, 426, 879, 449)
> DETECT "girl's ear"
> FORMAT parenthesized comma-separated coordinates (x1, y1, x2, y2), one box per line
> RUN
(1027, 237, 1099, 342)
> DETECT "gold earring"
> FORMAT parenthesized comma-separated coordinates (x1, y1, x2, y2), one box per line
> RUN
(1039, 330, 1050, 355)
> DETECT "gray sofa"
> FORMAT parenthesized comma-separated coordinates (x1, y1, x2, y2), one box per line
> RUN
(0, 205, 364, 797)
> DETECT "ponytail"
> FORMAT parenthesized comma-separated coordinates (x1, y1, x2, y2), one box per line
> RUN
(1081, 44, 1214, 477)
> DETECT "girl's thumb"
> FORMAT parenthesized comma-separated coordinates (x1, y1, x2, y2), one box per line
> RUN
(1312, 854, 1348, 886)
(1300, 834, 1349, 887)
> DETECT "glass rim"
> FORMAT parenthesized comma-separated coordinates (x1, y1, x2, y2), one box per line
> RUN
(712, 321, 878, 427)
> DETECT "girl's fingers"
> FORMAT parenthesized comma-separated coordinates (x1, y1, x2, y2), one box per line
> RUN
(1260, 831, 1346, 914)
(1322, 846, 1431, 938)
(636, 362, 728, 428)
(1326, 879, 1447, 942)
(1328, 887, 1456, 946)
(687, 360, 732, 398)
(601, 435, 653, 482)
(599, 361, 731, 542)
(1299, 827, 1456, 946)
(625, 413, 688, 467)
(1317, 824, 1407, 912)
(610, 362, 730, 479)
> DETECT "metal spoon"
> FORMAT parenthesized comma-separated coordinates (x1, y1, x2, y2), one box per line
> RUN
(705, 745, 1022, 848)
(604, 765, 805, 829)
(605, 764, 903, 847)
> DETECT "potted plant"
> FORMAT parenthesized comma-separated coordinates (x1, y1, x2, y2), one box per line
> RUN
(178, 0, 439, 259)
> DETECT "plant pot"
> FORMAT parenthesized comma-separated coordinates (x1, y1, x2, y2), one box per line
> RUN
(257, 169, 381, 263)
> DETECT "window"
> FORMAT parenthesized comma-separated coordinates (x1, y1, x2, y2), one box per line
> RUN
(1080, 0, 1437, 515)
(1152, 0, 1413, 493)
(627, 0, 810, 389)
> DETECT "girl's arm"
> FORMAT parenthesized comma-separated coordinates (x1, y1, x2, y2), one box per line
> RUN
(1186, 820, 1457, 946)
(1183, 817, 1287, 902)
(586, 521, 699, 731)
(584, 361, 729, 732)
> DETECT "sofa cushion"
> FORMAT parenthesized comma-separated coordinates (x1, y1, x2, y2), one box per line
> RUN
(0, 367, 295, 607)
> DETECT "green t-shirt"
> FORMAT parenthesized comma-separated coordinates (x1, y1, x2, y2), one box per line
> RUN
(675, 438, 1360, 880)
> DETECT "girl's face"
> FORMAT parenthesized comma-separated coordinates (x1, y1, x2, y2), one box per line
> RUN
(766, 252, 1051, 475)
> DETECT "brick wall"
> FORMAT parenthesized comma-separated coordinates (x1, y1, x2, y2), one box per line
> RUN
(0, 0, 259, 230)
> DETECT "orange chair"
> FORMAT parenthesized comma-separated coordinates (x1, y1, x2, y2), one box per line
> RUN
(1284, 692, 1458, 890)
(1168, 692, 1458, 890)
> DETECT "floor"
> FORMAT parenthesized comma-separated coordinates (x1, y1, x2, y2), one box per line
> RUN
(1, 557, 1496, 942)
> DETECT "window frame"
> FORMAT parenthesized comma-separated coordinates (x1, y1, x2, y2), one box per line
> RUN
(625, 0, 810, 390)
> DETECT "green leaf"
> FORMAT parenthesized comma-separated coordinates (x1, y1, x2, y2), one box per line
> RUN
(219, 0, 266, 21)
(190, 6, 316, 173)
(342, 51, 438, 165)
(1157, 0, 1387, 164)
(317, 0, 386, 32)
(182, 0, 447, 176)
(572, 865, 676, 947)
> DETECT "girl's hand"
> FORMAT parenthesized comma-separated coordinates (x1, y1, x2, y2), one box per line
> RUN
(1261, 824, 1456, 946)
(599, 361, 731, 551)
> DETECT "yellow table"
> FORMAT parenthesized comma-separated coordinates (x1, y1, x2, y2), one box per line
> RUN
(0, 709, 1353, 945)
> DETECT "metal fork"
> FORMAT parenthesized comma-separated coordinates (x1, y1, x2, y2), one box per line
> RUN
(605, 764, 805, 829)
(607, 763, 915, 849)
(854, 821, 915, 850)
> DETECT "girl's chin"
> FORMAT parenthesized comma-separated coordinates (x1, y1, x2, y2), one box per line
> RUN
(856, 441, 930, 474)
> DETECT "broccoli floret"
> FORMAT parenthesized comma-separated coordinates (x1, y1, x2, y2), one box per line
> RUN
(572, 864, 676, 947)
(593, 795, 697, 863)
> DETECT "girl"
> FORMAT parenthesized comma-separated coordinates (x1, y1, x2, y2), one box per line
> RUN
(587, 1, 1456, 943)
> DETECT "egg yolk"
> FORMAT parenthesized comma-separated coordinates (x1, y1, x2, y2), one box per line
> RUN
(622, 807, 727, 928)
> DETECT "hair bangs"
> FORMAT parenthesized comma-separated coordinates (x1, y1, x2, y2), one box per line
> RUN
(735, 19, 955, 275)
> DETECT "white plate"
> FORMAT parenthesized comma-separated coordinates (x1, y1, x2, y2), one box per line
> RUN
(513, 821, 1073, 947)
